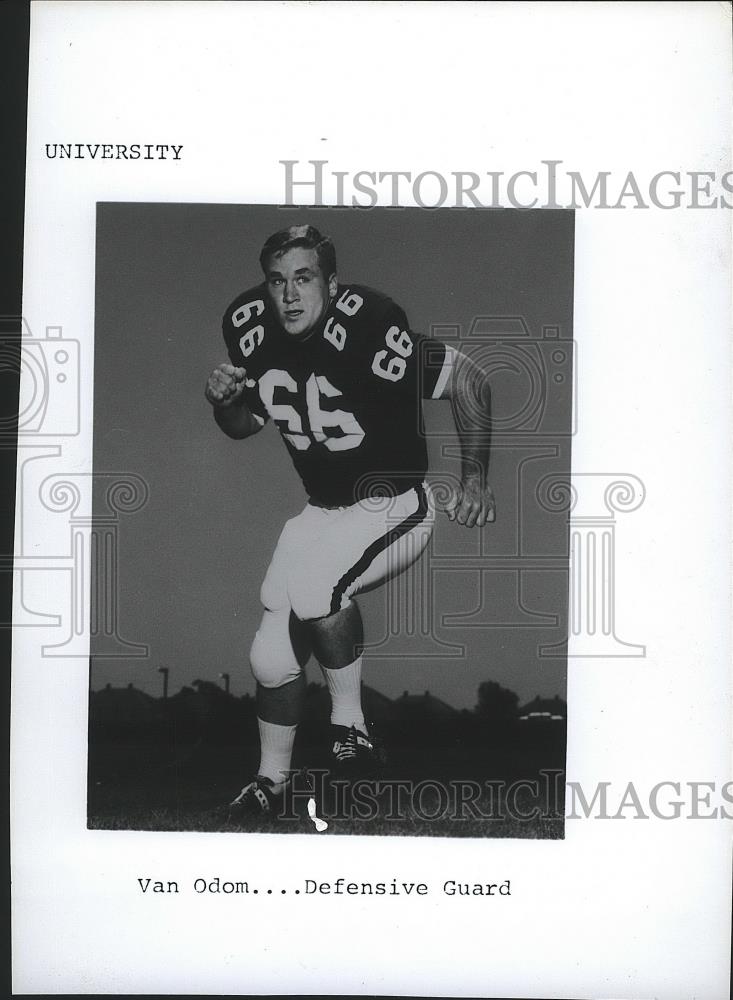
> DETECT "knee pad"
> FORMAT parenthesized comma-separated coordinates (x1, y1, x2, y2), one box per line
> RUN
(249, 609, 303, 689)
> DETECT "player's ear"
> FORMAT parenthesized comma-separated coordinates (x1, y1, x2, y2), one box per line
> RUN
(328, 273, 338, 299)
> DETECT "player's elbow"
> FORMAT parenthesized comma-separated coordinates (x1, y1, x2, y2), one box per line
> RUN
(213, 407, 263, 440)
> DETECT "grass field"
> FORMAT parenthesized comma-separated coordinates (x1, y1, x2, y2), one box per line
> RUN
(87, 735, 565, 839)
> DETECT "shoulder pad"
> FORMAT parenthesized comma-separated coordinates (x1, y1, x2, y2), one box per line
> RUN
(332, 284, 406, 330)
(222, 283, 270, 331)
(222, 282, 274, 365)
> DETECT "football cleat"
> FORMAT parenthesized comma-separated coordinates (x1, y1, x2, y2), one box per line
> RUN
(228, 776, 286, 822)
(330, 724, 380, 779)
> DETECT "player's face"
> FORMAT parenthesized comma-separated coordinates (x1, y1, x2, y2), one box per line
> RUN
(265, 247, 336, 338)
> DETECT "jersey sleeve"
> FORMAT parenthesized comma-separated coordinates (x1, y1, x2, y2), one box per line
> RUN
(221, 289, 270, 425)
(365, 296, 452, 399)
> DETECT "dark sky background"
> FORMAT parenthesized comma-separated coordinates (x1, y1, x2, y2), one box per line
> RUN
(92, 205, 573, 708)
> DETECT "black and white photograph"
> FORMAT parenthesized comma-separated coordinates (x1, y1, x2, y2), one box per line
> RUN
(9, 3, 731, 996)
(88, 205, 573, 838)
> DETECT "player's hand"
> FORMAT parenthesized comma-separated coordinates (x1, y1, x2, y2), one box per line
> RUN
(205, 364, 247, 407)
(444, 477, 496, 528)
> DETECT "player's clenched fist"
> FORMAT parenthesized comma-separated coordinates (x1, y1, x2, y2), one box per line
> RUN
(205, 363, 247, 407)
(444, 477, 496, 528)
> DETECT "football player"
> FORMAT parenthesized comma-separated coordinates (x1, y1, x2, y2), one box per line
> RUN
(205, 225, 495, 819)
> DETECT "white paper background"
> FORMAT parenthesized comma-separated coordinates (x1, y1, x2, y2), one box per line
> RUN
(12, 1, 732, 996)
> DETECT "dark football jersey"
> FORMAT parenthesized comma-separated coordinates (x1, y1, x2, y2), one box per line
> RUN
(222, 282, 449, 507)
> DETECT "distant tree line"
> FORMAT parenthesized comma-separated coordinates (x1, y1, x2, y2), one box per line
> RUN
(88, 676, 566, 765)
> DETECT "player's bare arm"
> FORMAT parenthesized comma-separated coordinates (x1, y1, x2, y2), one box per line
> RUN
(205, 363, 264, 439)
(439, 348, 496, 528)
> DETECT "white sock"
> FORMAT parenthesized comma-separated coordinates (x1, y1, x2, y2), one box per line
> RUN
(321, 657, 366, 734)
(257, 719, 297, 786)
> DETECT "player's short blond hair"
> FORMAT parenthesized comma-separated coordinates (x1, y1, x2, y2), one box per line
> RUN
(259, 225, 336, 280)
